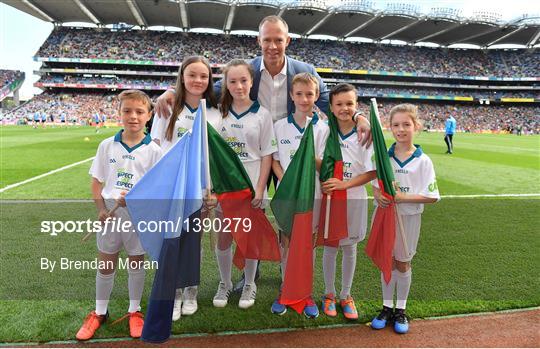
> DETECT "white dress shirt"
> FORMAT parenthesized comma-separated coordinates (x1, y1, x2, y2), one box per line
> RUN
(258, 59, 288, 123)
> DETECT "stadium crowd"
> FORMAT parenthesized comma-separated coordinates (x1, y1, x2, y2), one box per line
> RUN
(7, 92, 119, 124)
(357, 101, 540, 134)
(6, 91, 538, 134)
(356, 86, 540, 99)
(40, 74, 175, 88)
(36, 27, 539, 78)
(0, 69, 23, 89)
(38, 74, 538, 99)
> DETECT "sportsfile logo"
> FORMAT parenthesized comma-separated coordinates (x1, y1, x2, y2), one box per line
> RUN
(40, 217, 253, 236)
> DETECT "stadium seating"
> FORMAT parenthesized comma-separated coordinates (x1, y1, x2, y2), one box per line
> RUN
(35, 27, 539, 78)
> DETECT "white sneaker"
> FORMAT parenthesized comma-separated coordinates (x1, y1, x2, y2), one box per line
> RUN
(172, 288, 182, 321)
(213, 282, 232, 308)
(239, 283, 257, 309)
(181, 286, 198, 315)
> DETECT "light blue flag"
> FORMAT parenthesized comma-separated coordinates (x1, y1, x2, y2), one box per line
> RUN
(126, 103, 206, 261)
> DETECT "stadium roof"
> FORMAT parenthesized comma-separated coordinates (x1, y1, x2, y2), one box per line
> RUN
(3, 0, 540, 47)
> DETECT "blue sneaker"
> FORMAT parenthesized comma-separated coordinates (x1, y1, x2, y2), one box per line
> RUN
(303, 297, 319, 319)
(371, 306, 393, 330)
(271, 298, 287, 315)
(393, 308, 409, 334)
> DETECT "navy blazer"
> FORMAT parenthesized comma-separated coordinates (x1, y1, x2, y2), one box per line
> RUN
(214, 55, 329, 116)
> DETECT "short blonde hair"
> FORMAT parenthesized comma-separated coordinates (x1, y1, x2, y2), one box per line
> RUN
(259, 15, 289, 34)
(291, 73, 319, 94)
(389, 103, 423, 131)
(117, 90, 153, 112)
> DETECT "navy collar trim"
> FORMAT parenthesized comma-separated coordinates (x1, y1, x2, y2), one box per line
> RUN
(388, 143, 423, 168)
(114, 130, 151, 153)
(230, 101, 260, 119)
(287, 112, 319, 133)
(184, 101, 212, 114)
(338, 126, 357, 140)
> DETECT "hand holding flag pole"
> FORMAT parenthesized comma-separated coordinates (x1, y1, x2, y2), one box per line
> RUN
(82, 201, 120, 242)
(392, 183, 410, 257)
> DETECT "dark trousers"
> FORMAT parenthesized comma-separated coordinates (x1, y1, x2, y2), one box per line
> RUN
(444, 134, 453, 153)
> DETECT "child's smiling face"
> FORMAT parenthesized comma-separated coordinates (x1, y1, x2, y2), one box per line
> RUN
(291, 81, 318, 115)
(390, 112, 416, 144)
(330, 90, 357, 122)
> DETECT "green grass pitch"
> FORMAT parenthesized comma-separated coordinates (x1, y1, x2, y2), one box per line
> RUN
(0, 125, 539, 343)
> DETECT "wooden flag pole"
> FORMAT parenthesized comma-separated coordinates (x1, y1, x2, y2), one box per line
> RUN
(323, 194, 331, 239)
(394, 198, 410, 257)
(82, 202, 120, 242)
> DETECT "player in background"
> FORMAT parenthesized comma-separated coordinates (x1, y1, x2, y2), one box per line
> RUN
(444, 114, 456, 154)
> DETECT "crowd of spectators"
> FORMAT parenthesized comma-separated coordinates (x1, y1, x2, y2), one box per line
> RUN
(6, 91, 539, 134)
(37, 74, 538, 98)
(357, 101, 540, 134)
(7, 92, 120, 123)
(35, 27, 539, 78)
(356, 86, 540, 99)
(39, 74, 175, 89)
(0, 69, 23, 89)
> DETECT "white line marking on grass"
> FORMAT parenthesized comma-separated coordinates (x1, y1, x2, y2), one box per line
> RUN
(1, 193, 539, 204)
(441, 193, 540, 198)
(0, 157, 95, 193)
(2, 306, 537, 347)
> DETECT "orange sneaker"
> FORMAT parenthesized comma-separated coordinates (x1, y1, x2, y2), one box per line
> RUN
(111, 311, 145, 338)
(340, 296, 359, 320)
(321, 293, 337, 317)
(75, 311, 108, 341)
(128, 311, 144, 338)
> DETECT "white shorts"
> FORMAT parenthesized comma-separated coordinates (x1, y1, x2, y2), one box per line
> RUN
(393, 213, 422, 262)
(97, 202, 145, 256)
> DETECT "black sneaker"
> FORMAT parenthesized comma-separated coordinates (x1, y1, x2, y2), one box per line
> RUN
(393, 308, 409, 334)
(370, 306, 393, 330)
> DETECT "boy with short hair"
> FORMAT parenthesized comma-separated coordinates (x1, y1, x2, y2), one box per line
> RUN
(271, 73, 329, 318)
(76, 90, 162, 341)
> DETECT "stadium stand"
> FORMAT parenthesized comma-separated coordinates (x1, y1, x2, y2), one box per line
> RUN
(35, 27, 539, 78)
(4, 1, 539, 134)
(0, 69, 25, 103)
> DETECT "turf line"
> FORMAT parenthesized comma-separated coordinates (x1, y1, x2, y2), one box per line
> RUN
(0, 157, 95, 193)
(1, 193, 539, 204)
(1, 307, 537, 347)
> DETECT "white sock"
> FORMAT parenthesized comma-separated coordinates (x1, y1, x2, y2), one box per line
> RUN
(280, 245, 288, 283)
(244, 259, 258, 285)
(215, 246, 233, 289)
(96, 271, 115, 315)
(127, 267, 145, 313)
(381, 271, 396, 309)
(322, 246, 338, 295)
(340, 244, 357, 300)
(395, 268, 412, 309)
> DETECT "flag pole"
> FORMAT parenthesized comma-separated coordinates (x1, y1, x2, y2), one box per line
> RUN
(82, 202, 119, 242)
(323, 194, 331, 239)
(200, 99, 212, 198)
(370, 98, 409, 256)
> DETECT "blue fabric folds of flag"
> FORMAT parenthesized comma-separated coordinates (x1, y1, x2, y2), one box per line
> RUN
(126, 104, 206, 343)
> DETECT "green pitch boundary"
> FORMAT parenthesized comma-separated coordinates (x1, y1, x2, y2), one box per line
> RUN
(1, 306, 538, 347)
